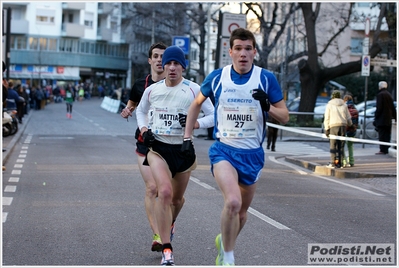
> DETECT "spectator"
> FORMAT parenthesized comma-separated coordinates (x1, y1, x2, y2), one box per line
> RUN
(6, 81, 19, 111)
(342, 95, 358, 167)
(267, 115, 280, 151)
(374, 81, 396, 155)
(324, 90, 352, 168)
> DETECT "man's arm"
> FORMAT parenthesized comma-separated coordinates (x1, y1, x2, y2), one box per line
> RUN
(267, 100, 289, 125)
(184, 91, 207, 138)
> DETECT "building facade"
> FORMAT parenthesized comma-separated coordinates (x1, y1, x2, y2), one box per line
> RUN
(3, 2, 129, 93)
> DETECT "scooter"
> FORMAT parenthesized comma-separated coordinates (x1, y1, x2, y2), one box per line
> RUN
(2, 109, 18, 137)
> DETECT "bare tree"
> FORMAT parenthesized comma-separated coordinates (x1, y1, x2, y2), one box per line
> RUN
(296, 3, 393, 123)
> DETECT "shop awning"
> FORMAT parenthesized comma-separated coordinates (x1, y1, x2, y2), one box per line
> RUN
(9, 73, 81, 81)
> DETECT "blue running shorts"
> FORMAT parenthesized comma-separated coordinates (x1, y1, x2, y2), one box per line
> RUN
(209, 141, 264, 185)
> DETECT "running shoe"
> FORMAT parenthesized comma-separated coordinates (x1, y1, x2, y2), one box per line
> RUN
(151, 234, 162, 252)
(161, 248, 175, 266)
(170, 222, 175, 242)
(215, 233, 224, 266)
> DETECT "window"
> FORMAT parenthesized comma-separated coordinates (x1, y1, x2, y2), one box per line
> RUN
(16, 36, 27, 49)
(48, 38, 57, 51)
(39, 38, 47, 50)
(29, 37, 38, 50)
(36, 9, 55, 24)
(111, 21, 118, 33)
(84, 12, 94, 28)
(350, 38, 363, 54)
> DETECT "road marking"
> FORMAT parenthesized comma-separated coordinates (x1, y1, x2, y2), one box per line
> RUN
(4, 186, 17, 192)
(11, 170, 21, 175)
(9, 177, 19, 183)
(3, 212, 8, 223)
(18, 154, 26, 158)
(272, 156, 385, 197)
(2, 197, 13, 206)
(269, 156, 308, 175)
(248, 207, 290, 230)
(14, 164, 23, 168)
(39, 137, 74, 140)
(312, 174, 385, 197)
(16, 159, 25, 163)
(190, 176, 290, 230)
(190, 176, 215, 190)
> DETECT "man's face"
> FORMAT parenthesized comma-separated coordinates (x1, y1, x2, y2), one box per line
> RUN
(164, 61, 183, 85)
(149, 48, 165, 75)
(229, 39, 256, 74)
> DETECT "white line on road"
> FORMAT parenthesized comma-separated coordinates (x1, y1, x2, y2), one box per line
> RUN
(4, 185, 17, 193)
(248, 207, 290, 230)
(190, 176, 290, 230)
(271, 156, 385, 197)
(269, 156, 308, 175)
(190, 176, 216, 190)
(311, 174, 385, 197)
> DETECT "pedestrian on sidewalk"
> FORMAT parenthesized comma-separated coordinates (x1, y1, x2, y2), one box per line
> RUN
(120, 42, 167, 253)
(342, 94, 358, 167)
(373, 81, 396, 155)
(324, 90, 352, 168)
(136, 45, 214, 266)
(267, 115, 280, 151)
(183, 28, 289, 266)
(65, 86, 75, 119)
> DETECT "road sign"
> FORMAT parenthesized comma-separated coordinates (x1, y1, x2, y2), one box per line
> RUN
(221, 13, 247, 37)
(361, 55, 370, 76)
(362, 37, 369, 55)
(172, 36, 190, 55)
(365, 18, 370, 36)
(370, 58, 397, 67)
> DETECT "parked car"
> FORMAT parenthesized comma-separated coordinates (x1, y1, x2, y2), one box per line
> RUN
(356, 100, 376, 113)
(287, 96, 330, 112)
(358, 102, 396, 139)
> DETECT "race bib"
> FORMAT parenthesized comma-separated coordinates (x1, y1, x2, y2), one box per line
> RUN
(152, 107, 185, 136)
(219, 105, 258, 138)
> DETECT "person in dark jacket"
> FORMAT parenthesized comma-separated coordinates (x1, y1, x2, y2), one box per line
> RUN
(374, 81, 396, 155)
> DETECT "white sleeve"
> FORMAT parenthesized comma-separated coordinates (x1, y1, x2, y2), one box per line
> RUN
(136, 88, 151, 130)
(197, 97, 214, 129)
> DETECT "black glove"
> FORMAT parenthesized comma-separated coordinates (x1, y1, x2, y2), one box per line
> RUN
(143, 129, 155, 147)
(252, 89, 270, 112)
(178, 113, 187, 127)
(181, 138, 195, 158)
(325, 129, 330, 137)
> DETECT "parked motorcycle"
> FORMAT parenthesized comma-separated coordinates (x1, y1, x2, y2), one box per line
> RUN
(2, 109, 18, 137)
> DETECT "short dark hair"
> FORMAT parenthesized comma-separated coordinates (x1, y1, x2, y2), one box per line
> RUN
(230, 28, 256, 49)
(148, 42, 167, 58)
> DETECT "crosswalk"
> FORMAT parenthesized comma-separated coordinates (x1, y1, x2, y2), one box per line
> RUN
(263, 141, 327, 156)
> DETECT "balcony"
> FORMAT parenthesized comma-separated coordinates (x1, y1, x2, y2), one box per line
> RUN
(98, 3, 113, 15)
(61, 23, 85, 38)
(97, 27, 112, 42)
(10, 19, 29, 34)
(62, 2, 85, 10)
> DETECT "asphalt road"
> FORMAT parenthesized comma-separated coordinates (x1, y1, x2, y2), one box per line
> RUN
(2, 99, 396, 266)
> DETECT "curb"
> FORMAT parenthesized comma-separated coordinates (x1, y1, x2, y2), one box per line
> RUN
(284, 156, 397, 179)
(2, 110, 32, 165)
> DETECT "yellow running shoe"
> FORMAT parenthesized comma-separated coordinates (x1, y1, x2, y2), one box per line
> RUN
(215, 233, 224, 265)
(151, 234, 162, 252)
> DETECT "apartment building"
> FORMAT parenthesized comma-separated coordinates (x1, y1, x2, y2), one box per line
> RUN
(2, 2, 129, 91)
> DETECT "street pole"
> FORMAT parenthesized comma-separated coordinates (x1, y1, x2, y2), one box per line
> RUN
(361, 18, 370, 148)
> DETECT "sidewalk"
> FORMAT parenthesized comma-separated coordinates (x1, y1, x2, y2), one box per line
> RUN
(2, 104, 397, 179)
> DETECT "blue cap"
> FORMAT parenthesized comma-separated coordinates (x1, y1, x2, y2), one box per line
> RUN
(162, 45, 186, 69)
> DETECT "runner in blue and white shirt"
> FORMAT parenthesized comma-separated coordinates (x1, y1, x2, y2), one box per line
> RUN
(183, 28, 289, 266)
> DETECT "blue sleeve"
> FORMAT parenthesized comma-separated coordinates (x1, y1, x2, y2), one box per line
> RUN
(201, 69, 222, 98)
(260, 69, 283, 104)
